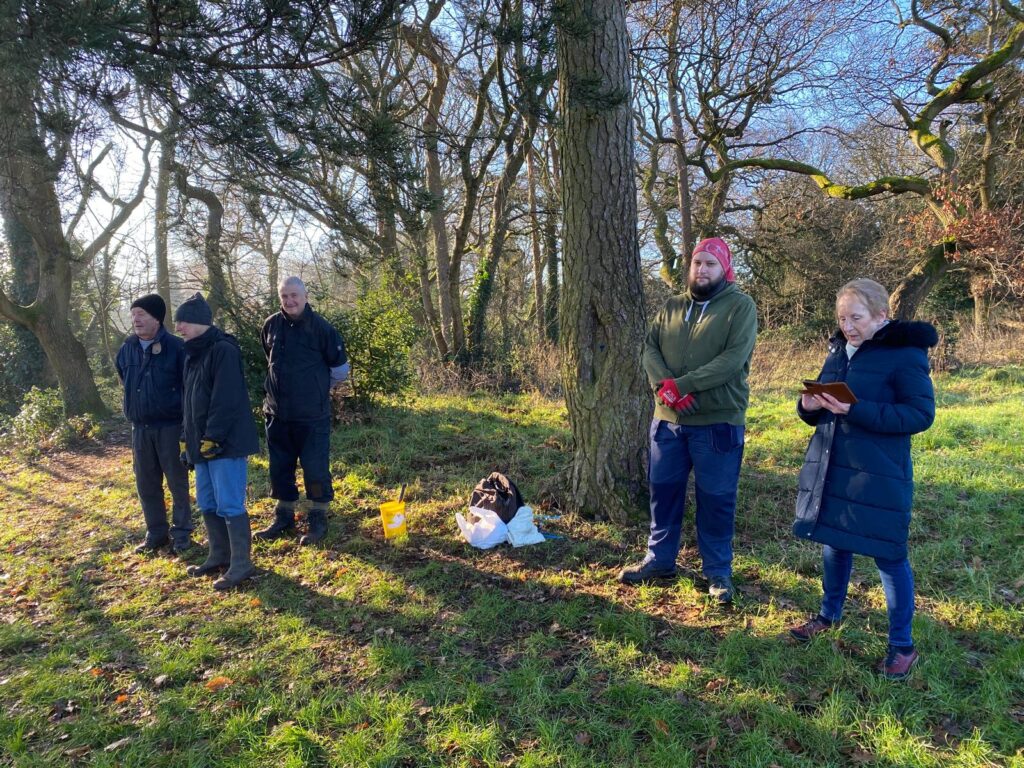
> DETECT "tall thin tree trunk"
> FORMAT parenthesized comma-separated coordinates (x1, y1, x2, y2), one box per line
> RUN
(411, 224, 448, 357)
(557, 0, 650, 521)
(527, 145, 546, 342)
(466, 111, 542, 357)
(543, 134, 560, 343)
(265, 224, 279, 301)
(155, 115, 178, 316)
(970, 271, 990, 337)
(175, 169, 228, 319)
(667, 0, 694, 263)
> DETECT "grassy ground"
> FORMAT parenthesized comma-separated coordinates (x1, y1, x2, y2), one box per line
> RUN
(1, 367, 1022, 767)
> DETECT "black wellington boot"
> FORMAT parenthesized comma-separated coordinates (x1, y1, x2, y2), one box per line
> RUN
(214, 514, 257, 590)
(187, 512, 230, 577)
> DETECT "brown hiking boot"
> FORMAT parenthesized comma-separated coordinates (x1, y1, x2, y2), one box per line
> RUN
(881, 647, 919, 680)
(788, 615, 834, 642)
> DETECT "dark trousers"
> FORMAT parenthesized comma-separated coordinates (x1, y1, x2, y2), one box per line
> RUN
(646, 419, 745, 577)
(132, 424, 192, 542)
(266, 416, 333, 503)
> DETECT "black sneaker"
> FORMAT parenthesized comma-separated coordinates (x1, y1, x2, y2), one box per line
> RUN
(618, 560, 677, 585)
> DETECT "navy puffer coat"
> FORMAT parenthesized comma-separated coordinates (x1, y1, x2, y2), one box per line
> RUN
(793, 320, 938, 560)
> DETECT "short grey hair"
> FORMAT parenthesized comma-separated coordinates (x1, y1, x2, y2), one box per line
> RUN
(836, 278, 889, 319)
(278, 276, 307, 294)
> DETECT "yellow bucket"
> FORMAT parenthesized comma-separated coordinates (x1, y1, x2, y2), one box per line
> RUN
(379, 500, 408, 540)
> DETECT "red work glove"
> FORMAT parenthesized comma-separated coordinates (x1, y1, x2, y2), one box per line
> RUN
(657, 378, 683, 409)
(657, 379, 699, 415)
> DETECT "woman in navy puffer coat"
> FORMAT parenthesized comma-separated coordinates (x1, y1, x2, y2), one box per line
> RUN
(788, 279, 937, 680)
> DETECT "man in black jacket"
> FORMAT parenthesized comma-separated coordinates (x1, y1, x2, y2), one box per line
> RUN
(174, 293, 261, 590)
(255, 276, 349, 546)
(116, 293, 192, 554)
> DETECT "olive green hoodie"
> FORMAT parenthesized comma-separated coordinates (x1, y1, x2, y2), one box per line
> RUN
(642, 282, 757, 426)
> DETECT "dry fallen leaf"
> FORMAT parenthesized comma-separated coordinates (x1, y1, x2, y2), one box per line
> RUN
(153, 674, 169, 688)
(654, 718, 670, 735)
(104, 737, 131, 752)
(204, 676, 234, 692)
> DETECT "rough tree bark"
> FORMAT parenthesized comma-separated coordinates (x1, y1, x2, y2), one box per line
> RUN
(0, 79, 149, 416)
(556, 0, 650, 521)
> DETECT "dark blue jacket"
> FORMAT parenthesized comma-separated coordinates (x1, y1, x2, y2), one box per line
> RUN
(116, 326, 185, 428)
(262, 304, 347, 423)
(793, 321, 937, 560)
(182, 326, 260, 464)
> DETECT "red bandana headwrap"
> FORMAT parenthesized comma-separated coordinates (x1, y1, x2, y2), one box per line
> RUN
(693, 237, 734, 282)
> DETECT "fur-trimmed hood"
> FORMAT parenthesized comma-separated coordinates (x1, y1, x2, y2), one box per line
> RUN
(829, 320, 938, 353)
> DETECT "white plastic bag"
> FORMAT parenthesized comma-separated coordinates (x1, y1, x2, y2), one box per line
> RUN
(506, 505, 546, 547)
(455, 506, 509, 549)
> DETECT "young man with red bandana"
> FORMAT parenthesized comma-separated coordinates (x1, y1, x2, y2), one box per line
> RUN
(619, 238, 757, 603)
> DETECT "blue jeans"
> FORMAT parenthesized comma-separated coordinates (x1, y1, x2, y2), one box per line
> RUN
(820, 545, 915, 647)
(646, 420, 745, 577)
(266, 416, 333, 503)
(194, 457, 249, 518)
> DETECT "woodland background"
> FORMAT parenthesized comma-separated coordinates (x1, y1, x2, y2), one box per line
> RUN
(2, 0, 1024, 516)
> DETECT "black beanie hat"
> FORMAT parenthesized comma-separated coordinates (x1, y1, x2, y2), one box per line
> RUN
(130, 293, 166, 324)
(174, 292, 213, 325)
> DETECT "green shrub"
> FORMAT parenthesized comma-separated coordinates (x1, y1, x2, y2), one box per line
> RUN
(0, 322, 52, 416)
(0, 386, 102, 453)
(323, 287, 418, 402)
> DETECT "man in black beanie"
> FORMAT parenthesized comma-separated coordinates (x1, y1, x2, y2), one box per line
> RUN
(174, 293, 261, 589)
(116, 293, 193, 554)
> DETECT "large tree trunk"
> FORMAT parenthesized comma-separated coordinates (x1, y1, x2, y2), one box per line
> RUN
(557, 0, 650, 522)
(0, 79, 108, 416)
(889, 240, 953, 320)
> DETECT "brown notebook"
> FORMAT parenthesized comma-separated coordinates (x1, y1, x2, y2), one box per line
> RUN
(801, 380, 858, 404)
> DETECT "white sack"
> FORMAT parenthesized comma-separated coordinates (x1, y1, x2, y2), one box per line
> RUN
(506, 505, 546, 547)
(455, 505, 509, 549)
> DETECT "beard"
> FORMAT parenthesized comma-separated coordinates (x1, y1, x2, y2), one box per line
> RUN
(688, 273, 726, 300)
